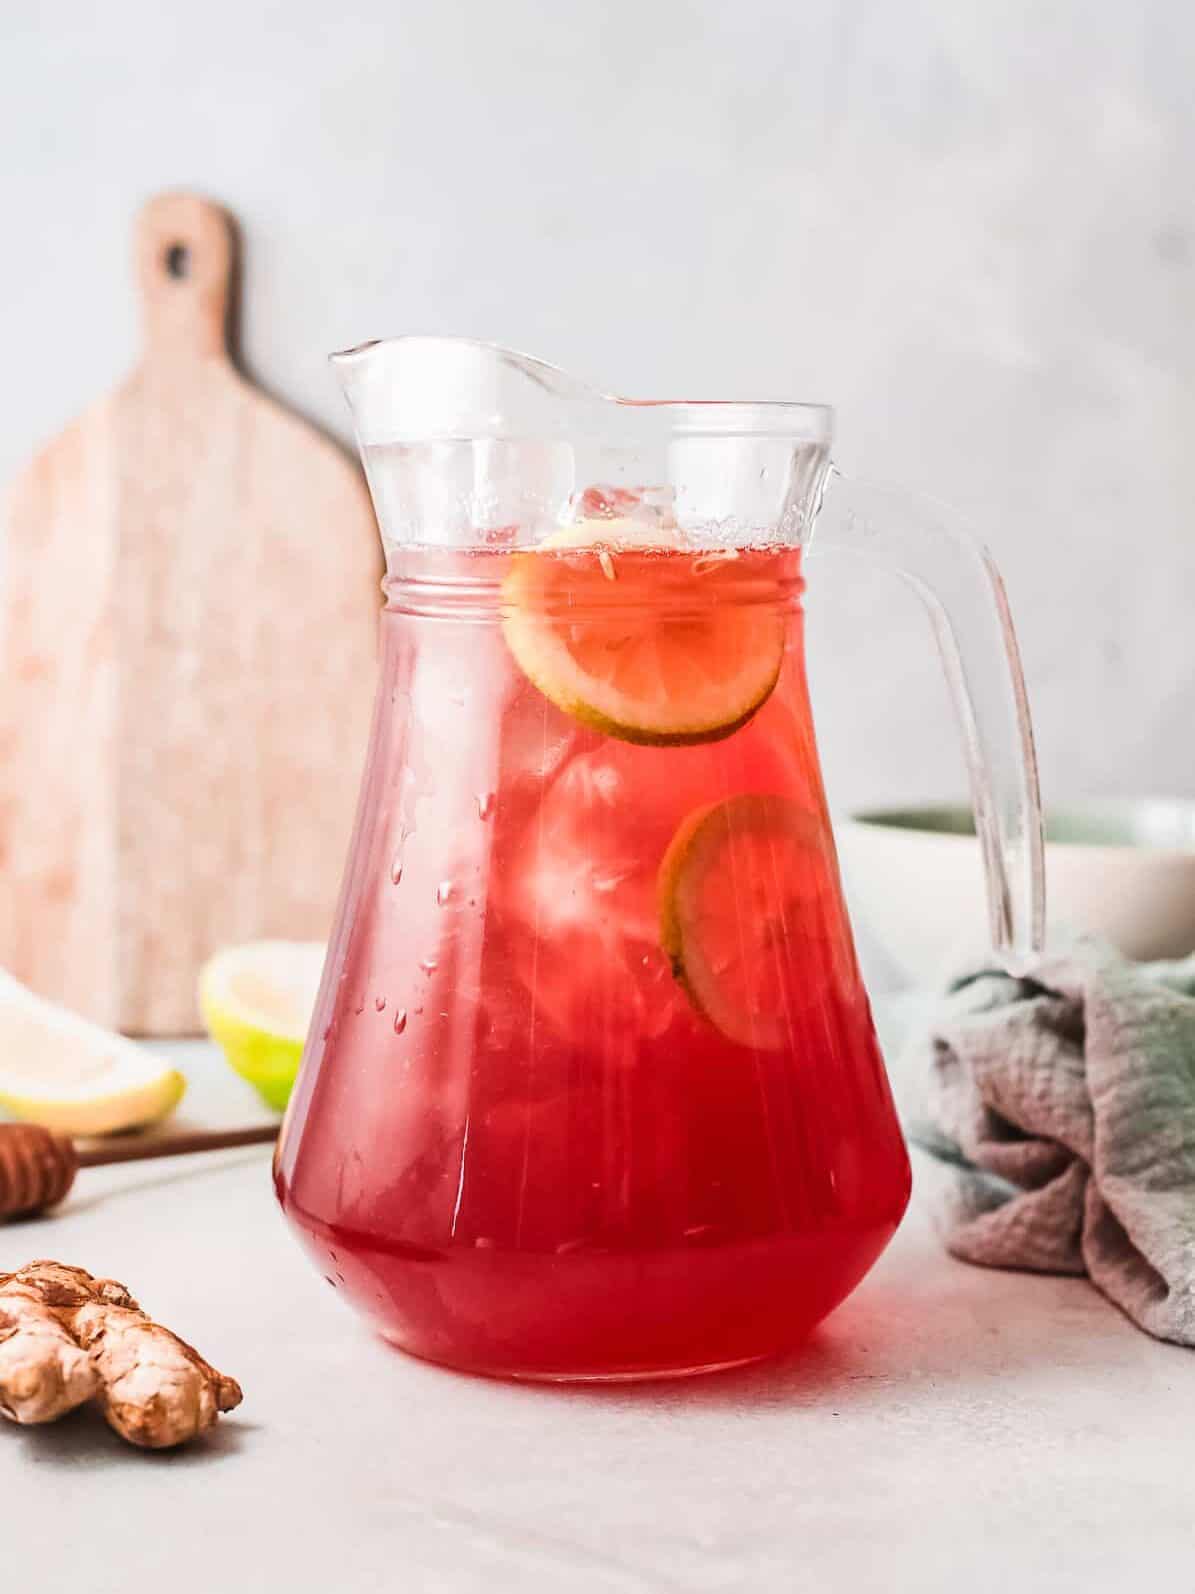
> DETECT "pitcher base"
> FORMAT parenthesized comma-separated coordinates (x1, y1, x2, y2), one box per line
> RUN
(380, 1338, 770, 1384)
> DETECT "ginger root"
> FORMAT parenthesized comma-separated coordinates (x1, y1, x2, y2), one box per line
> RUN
(0, 1261, 241, 1449)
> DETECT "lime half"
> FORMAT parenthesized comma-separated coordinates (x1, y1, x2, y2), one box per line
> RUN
(199, 941, 325, 1111)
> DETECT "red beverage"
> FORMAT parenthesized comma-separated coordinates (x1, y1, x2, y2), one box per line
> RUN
(275, 537, 911, 1378)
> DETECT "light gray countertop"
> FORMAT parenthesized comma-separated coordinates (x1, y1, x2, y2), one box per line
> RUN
(2, 1041, 1190, 1593)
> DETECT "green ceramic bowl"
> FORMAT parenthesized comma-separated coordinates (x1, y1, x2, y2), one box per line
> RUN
(835, 798, 1195, 984)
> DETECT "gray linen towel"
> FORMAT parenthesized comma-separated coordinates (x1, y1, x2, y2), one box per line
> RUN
(904, 940, 1195, 1346)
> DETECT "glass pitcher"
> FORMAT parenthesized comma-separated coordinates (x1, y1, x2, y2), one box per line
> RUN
(274, 337, 1044, 1381)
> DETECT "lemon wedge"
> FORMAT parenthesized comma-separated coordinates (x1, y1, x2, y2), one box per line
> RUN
(199, 941, 325, 1111)
(0, 969, 185, 1135)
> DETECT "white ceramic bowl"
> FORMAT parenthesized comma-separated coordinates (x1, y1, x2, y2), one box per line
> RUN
(835, 799, 1195, 986)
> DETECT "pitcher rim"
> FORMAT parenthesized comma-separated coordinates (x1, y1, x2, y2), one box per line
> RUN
(329, 334, 836, 434)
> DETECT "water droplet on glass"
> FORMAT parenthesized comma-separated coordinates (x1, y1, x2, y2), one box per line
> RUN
(393, 1008, 407, 1035)
(353, 995, 365, 1016)
(436, 881, 454, 906)
(598, 548, 616, 582)
(476, 791, 495, 821)
(419, 957, 438, 975)
(374, 996, 386, 1012)
(321, 1025, 330, 1042)
(390, 856, 404, 886)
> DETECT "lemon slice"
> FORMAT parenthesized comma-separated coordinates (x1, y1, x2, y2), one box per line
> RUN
(0, 969, 185, 1135)
(199, 941, 325, 1112)
(501, 520, 785, 745)
(659, 795, 828, 1049)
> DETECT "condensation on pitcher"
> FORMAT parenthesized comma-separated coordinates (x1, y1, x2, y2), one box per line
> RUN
(419, 956, 438, 975)
(374, 996, 386, 1013)
(476, 791, 495, 821)
(436, 881, 454, 906)
(390, 855, 404, 886)
(392, 1008, 407, 1035)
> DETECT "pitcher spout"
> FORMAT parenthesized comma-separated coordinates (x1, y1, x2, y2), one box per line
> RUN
(330, 335, 601, 446)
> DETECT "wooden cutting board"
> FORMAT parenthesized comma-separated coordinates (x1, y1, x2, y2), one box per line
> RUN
(0, 192, 381, 1034)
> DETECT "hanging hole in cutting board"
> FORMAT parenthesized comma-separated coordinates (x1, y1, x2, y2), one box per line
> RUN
(165, 243, 190, 279)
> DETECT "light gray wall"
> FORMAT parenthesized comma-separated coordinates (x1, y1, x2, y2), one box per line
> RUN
(4, 0, 1193, 812)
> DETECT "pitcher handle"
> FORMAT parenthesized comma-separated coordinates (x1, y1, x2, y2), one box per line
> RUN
(809, 468, 1046, 970)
